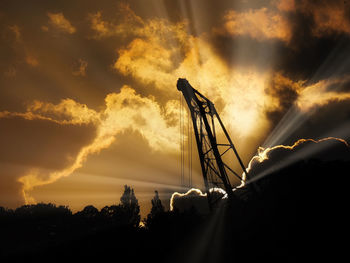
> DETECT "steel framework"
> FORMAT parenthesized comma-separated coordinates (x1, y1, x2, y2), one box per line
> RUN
(177, 78, 251, 209)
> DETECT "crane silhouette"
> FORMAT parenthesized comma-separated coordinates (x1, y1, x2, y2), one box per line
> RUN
(177, 78, 255, 209)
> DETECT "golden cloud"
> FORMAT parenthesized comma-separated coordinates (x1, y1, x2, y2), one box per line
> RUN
(0, 114, 96, 207)
(47, 12, 76, 34)
(107, 6, 276, 142)
(91, 4, 350, 158)
(3, 3, 350, 209)
(88, 4, 145, 39)
(1, 85, 180, 205)
(297, 76, 350, 111)
(26, 98, 99, 125)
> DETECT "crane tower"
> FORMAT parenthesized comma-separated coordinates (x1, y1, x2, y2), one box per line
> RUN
(177, 78, 251, 209)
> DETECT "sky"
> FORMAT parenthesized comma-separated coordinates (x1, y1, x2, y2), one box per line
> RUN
(1, 0, 350, 216)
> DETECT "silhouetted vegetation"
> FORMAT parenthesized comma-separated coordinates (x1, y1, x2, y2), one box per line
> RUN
(1, 161, 349, 262)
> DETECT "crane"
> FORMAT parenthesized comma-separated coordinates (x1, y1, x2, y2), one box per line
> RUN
(177, 78, 252, 209)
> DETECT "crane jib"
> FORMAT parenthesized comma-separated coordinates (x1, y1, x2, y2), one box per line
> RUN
(177, 78, 254, 210)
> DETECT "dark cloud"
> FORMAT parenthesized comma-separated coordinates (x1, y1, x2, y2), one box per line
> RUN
(170, 138, 350, 216)
(247, 137, 350, 185)
(206, 0, 350, 83)
(275, 0, 350, 81)
(265, 73, 301, 125)
(282, 99, 350, 146)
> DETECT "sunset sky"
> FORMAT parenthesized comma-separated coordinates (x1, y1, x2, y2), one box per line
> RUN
(1, 0, 350, 216)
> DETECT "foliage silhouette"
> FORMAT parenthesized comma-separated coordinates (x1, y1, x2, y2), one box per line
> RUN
(118, 185, 141, 227)
(145, 190, 165, 229)
(75, 205, 98, 218)
(14, 203, 71, 219)
(0, 160, 349, 262)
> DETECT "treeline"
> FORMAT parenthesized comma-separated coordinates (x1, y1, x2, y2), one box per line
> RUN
(0, 185, 204, 262)
(1, 159, 349, 262)
(0, 186, 191, 229)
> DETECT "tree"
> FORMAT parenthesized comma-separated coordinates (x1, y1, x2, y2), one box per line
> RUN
(100, 205, 119, 219)
(118, 185, 140, 227)
(76, 205, 99, 219)
(145, 190, 165, 229)
(150, 190, 164, 216)
(14, 203, 71, 219)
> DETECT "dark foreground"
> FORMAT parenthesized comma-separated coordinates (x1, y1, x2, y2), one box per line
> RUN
(1, 159, 349, 263)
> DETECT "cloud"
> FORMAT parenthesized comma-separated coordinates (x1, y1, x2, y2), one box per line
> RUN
(273, 0, 350, 38)
(109, 3, 350, 157)
(0, 85, 180, 206)
(265, 73, 304, 124)
(170, 188, 208, 213)
(1, 2, 350, 212)
(89, 11, 113, 38)
(170, 137, 349, 212)
(88, 4, 144, 39)
(298, 0, 350, 37)
(170, 188, 227, 214)
(47, 12, 76, 34)
(102, 85, 179, 152)
(246, 137, 350, 184)
(296, 75, 350, 111)
(105, 5, 277, 146)
(115, 32, 275, 142)
(32, 102, 96, 124)
(262, 73, 350, 144)
(218, 7, 292, 43)
(0, 114, 96, 207)
(213, 0, 350, 45)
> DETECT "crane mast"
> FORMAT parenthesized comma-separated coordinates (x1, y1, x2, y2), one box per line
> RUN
(177, 78, 250, 209)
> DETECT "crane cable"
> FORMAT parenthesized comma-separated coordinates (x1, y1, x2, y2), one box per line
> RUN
(180, 94, 184, 187)
(188, 107, 192, 188)
(180, 94, 193, 188)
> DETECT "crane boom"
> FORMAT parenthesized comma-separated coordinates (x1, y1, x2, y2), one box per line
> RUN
(177, 78, 251, 209)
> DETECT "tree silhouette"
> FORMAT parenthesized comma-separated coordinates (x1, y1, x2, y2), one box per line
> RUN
(150, 191, 164, 215)
(75, 205, 99, 219)
(14, 203, 71, 219)
(145, 190, 165, 229)
(118, 185, 140, 227)
(100, 205, 119, 219)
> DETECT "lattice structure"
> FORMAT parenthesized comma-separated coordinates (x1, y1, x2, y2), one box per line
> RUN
(177, 78, 251, 209)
